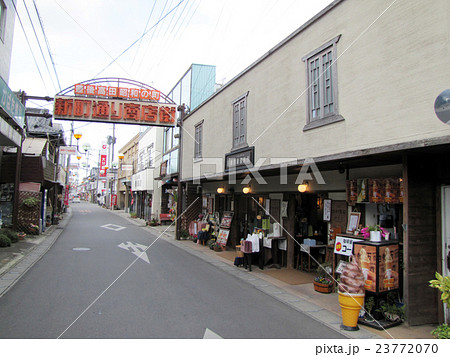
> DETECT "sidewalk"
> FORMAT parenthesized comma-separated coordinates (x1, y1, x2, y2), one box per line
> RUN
(0, 207, 436, 339)
(0, 208, 72, 298)
(114, 210, 436, 340)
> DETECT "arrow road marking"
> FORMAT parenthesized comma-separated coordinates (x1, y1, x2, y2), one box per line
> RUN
(118, 242, 150, 264)
(203, 328, 223, 339)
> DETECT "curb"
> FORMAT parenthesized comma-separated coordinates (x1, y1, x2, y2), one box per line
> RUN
(0, 208, 72, 298)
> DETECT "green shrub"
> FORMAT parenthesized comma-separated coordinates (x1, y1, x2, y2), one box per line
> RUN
(0, 234, 12, 247)
(431, 324, 450, 339)
(0, 229, 18, 243)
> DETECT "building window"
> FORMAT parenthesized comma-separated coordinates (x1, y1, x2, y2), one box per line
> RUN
(232, 92, 249, 149)
(302, 35, 344, 131)
(0, 0, 6, 42)
(194, 121, 203, 160)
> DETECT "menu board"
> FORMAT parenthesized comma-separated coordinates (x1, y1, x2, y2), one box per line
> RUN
(216, 229, 230, 246)
(331, 200, 347, 233)
(219, 211, 234, 229)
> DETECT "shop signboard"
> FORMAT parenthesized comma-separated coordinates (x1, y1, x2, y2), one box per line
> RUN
(60, 146, 77, 155)
(121, 164, 133, 171)
(224, 146, 254, 172)
(111, 194, 117, 206)
(100, 143, 107, 177)
(334, 236, 362, 256)
(0, 76, 25, 128)
(54, 96, 176, 127)
(53, 79, 177, 127)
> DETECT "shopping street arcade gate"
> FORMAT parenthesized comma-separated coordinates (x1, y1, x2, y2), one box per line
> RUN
(53, 78, 177, 127)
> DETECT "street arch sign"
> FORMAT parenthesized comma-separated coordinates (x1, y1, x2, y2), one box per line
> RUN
(53, 78, 177, 127)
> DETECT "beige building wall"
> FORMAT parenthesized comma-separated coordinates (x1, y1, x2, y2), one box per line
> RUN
(181, 0, 450, 181)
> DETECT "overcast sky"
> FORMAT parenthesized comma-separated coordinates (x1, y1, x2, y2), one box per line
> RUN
(9, 0, 333, 166)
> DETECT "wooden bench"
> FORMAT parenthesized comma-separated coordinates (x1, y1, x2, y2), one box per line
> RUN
(160, 213, 172, 225)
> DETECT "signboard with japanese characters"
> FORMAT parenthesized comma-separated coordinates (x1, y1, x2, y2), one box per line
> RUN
(60, 146, 77, 155)
(99, 143, 107, 178)
(334, 236, 362, 256)
(53, 80, 177, 127)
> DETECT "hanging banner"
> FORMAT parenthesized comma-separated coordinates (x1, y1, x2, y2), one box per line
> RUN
(64, 185, 70, 206)
(100, 142, 107, 177)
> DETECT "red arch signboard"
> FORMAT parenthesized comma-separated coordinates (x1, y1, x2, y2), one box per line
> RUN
(53, 78, 177, 127)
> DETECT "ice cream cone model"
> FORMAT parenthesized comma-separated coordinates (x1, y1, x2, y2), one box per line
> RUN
(338, 257, 365, 331)
(338, 292, 365, 330)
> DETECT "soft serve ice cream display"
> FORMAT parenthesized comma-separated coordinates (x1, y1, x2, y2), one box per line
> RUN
(338, 257, 365, 331)
(339, 257, 365, 295)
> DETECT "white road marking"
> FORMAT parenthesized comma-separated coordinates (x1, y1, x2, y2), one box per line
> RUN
(101, 224, 126, 231)
(118, 241, 150, 264)
(203, 328, 223, 339)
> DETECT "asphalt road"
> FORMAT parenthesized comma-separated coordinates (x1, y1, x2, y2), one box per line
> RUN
(0, 202, 345, 339)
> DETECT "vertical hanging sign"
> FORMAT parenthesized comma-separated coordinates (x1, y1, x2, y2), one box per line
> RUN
(100, 142, 108, 177)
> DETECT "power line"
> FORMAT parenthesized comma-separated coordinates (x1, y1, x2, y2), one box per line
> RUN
(23, 0, 57, 93)
(53, 0, 132, 78)
(11, 0, 48, 92)
(131, 0, 158, 67)
(32, 0, 62, 91)
(93, 0, 186, 79)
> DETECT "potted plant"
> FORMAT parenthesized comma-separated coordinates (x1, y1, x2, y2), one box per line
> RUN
(376, 301, 405, 322)
(28, 223, 39, 235)
(208, 239, 216, 250)
(22, 197, 40, 209)
(360, 225, 387, 242)
(313, 276, 333, 293)
(148, 218, 159, 226)
(431, 324, 450, 339)
(364, 296, 376, 321)
(429, 272, 450, 338)
(314, 261, 334, 293)
(130, 212, 137, 219)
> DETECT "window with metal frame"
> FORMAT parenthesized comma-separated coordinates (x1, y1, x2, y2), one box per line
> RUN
(194, 121, 203, 159)
(232, 92, 249, 149)
(302, 35, 344, 131)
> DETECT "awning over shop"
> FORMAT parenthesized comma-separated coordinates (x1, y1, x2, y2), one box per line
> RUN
(22, 137, 47, 156)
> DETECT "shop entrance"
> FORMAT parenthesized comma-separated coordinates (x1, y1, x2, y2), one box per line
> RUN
(442, 185, 450, 322)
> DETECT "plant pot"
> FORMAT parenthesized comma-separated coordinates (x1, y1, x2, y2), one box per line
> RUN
(17, 233, 26, 240)
(370, 231, 381, 242)
(313, 281, 333, 294)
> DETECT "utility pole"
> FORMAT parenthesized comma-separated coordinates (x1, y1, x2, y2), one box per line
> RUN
(64, 121, 74, 212)
(176, 104, 185, 240)
(12, 92, 26, 231)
